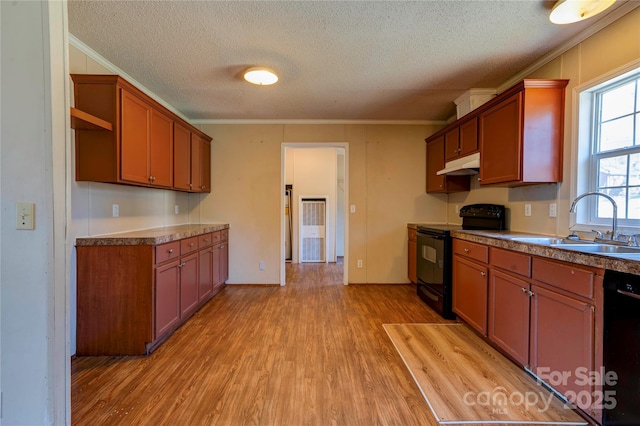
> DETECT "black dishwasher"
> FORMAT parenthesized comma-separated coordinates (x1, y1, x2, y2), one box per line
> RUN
(603, 269, 640, 425)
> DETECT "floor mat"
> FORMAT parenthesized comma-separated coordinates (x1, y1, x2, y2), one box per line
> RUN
(383, 323, 587, 425)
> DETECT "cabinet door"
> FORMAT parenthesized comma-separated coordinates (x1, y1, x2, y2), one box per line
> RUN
(489, 269, 530, 366)
(149, 109, 173, 188)
(220, 241, 229, 284)
(180, 253, 199, 318)
(155, 261, 180, 338)
(459, 117, 478, 157)
(408, 235, 417, 284)
(120, 88, 151, 184)
(198, 247, 213, 302)
(200, 139, 211, 192)
(444, 128, 460, 162)
(530, 284, 594, 412)
(453, 255, 488, 335)
(173, 123, 192, 191)
(479, 92, 522, 185)
(426, 136, 446, 193)
(190, 133, 202, 192)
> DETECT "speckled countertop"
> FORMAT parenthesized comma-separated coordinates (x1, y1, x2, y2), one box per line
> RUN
(451, 229, 640, 276)
(76, 223, 229, 246)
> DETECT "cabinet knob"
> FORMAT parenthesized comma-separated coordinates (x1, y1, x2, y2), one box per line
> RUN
(464, 248, 469, 253)
(205, 239, 210, 243)
(149, 176, 155, 182)
(189, 242, 194, 247)
(201, 185, 206, 190)
(521, 287, 527, 293)
(168, 249, 173, 254)
(189, 183, 193, 189)
(528, 290, 535, 297)
(220, 245, 225, 249)
(480, 271, 486, 277)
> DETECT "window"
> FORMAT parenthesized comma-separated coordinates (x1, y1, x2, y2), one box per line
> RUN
(581, 72, 640, 228)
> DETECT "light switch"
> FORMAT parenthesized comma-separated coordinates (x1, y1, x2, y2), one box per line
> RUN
(524, 204, 532, 217)
(350, 204, 356, 213)
(549, 203, 557, 218)
(16, 202, 35, 230)
(112, 204, 119, 217)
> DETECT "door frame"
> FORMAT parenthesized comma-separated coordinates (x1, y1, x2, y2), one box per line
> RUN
(281, 143, 349, 286)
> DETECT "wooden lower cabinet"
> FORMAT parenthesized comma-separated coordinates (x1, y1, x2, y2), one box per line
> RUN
(452, 254, 488, 335)
(529, 283, 595, 413)
(179, 253, 199, 318)
(76, 228, 229, 356)
(155, 260, 181, 338)
(488, 269, 530, 366)
(408, 228, 417, 284)
(455, 239, 602, 422)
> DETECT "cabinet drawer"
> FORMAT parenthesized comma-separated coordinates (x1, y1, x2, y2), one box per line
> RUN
(532, 258, 594, 299)
(199, 233, 213, 248)
(220, 228, 229, 242)
(180, 236, 198, 255)
(490, 247, 531, 277)
(156, 241, 180, 265)
(454, 239, 488, 264)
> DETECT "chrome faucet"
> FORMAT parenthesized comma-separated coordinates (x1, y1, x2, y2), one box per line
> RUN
(569, 192, 617, 241)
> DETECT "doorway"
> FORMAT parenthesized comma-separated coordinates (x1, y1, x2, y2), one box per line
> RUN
(281, 144, 348, 286)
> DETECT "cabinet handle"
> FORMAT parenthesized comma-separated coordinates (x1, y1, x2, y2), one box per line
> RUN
(528, 290, 535, 297)
(168, 249, 173, 254)
(480, 271, 486, 277)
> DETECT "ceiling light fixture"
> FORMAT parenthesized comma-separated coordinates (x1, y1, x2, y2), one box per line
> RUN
(549, 0, 616, 24)
(243, 67, 278, 86)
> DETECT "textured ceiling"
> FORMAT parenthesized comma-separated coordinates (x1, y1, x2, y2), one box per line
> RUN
(68, 1, 634, 122)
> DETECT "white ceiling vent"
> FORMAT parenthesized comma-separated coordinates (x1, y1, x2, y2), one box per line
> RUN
(454, 89, 497, 119)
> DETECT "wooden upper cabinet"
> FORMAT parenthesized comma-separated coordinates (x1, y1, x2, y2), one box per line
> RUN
(71, 74, 212, 193)
(173, 122, 192, 191)
(189, 133, 211, 193)
(479, 79, 568, 186)
(426, 136, 470, 193)
(149, 109, 174, 188)
(444, 117, 478, 162)
(120, 88, 151, 185)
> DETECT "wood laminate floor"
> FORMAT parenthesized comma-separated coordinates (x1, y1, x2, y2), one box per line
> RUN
(72, 262, 451, 425)
(384, 324, 587, 425)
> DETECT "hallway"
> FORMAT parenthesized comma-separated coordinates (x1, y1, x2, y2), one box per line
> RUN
(72, 265, 448, 425)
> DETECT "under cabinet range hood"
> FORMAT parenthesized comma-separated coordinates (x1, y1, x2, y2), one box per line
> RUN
(436, 152, 480, 176)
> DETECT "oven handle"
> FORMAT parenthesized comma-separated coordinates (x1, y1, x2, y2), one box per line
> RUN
(617, 289, 640, 301)
(420, 285, 439, 301)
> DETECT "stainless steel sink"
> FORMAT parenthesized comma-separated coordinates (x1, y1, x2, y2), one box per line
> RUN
(508, 235, 640, 259)
(509, 236, 584, 245)
(549, 243, 640, 254)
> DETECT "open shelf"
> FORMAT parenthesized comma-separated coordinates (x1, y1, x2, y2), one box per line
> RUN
(70, 107, 113, 131)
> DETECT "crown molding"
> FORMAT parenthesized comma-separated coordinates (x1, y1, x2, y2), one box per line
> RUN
(191, 119, 445, 125)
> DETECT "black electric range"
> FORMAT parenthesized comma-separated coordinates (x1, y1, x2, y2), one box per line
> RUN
(416, 204, 505, 319)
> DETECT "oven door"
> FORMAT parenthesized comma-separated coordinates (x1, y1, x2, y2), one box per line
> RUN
(416, 231, 454, 319)
(416, 232, 445, 293)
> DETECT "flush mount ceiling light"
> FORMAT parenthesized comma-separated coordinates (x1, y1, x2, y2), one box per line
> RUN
(549, 0, 616, 24)
(243, 67, 278, 86)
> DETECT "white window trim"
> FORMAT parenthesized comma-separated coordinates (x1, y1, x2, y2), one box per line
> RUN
(571, 58, 640, 234)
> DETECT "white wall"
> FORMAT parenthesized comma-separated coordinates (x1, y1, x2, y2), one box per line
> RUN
(1, 1, 68, 423)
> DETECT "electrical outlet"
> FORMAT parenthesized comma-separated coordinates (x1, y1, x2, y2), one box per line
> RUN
(16, 202, 35, 230)
(174, 205, 179, 215)
(112, 204, 119, 217)
(259, 261, 265, 271)
(549, 203, 557, 218)
(455, 205, 460, 214)
(524, 204, 532, 217)
(357, 259, 363, 268)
